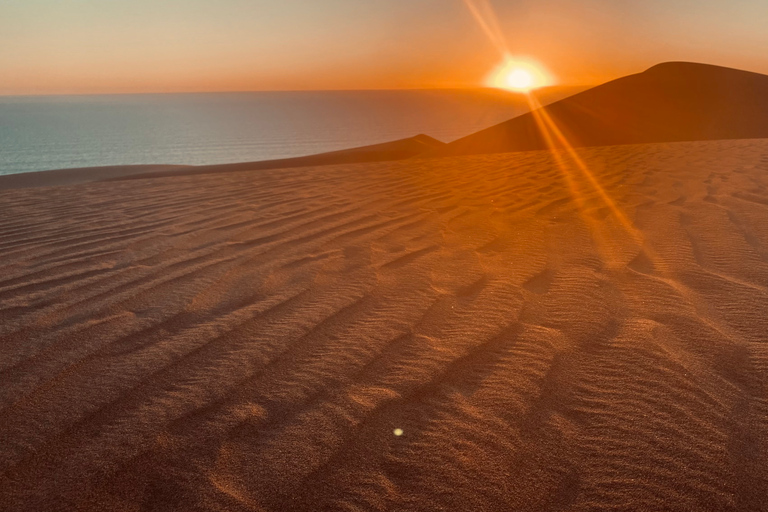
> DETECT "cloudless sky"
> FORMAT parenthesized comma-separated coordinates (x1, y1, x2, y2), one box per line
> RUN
(2, 0, 768, 95)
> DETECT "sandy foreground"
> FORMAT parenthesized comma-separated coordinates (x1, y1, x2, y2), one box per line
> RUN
(1, 139, 767, 511)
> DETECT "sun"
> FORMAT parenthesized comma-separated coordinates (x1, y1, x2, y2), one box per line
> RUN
(487, 59, 551, 93)
(505, 69, 534, 91)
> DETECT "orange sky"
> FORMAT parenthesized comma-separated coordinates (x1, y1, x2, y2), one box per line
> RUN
(2, 0, 768, 95)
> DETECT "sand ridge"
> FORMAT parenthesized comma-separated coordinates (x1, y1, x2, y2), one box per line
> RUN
(1, 139, 767, 510)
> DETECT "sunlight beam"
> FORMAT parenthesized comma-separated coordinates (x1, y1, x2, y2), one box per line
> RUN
(522, 92, 672, 271)
(461, 0, 511, 59)
(526, 93, 643, 243)
(462, 1, 551, 91)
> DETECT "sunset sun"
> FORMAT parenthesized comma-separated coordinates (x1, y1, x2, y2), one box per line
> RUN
(487, 59, 550, 92)
(505, 68, 534, 91)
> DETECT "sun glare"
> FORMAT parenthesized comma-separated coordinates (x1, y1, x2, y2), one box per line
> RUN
(487, 59, 550, 93)
(506, 69, 534, 90)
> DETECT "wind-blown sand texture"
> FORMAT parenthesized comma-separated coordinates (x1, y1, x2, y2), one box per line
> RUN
(1, 139, 768, 511)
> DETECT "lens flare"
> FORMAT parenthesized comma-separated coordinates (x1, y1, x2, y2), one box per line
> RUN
(461, 1, 553, 92)
(463, 0, 661, 270)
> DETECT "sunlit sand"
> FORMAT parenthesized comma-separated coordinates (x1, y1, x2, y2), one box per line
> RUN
(1, 134, 768, 510)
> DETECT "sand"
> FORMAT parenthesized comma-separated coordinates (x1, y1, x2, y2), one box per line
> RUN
(1, 138, 768, 511)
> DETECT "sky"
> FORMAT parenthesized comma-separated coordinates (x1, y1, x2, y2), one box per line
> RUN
(2, 0, 768, 95)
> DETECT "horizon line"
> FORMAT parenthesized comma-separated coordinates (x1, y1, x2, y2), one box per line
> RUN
(0, 83, 593, 99)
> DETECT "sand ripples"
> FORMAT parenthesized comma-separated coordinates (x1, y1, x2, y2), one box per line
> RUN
(1, 139, 768, 510)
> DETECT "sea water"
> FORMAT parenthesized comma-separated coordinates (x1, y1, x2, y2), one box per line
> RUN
(0, 88, 580, 176)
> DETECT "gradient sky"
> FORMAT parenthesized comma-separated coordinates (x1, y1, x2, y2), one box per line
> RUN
(2, 0, 768, 95)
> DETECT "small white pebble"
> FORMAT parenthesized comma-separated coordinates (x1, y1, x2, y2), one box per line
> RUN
(393, 428, 404, 437)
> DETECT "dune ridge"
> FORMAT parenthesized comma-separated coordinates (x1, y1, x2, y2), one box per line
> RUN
(1, 139, 767, 510)
(435, 62, 768, 156)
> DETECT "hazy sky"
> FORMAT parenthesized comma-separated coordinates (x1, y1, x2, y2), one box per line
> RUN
(2, 0, 768, 94)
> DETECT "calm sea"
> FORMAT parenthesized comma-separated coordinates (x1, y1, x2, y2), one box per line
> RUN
(0, 88, 581, 176)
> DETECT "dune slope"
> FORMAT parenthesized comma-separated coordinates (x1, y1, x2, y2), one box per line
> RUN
(1, 139, 768, 511)
(437, 62, 768, 156)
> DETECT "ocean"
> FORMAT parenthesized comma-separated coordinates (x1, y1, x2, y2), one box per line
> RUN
(0, 88, 581, 176)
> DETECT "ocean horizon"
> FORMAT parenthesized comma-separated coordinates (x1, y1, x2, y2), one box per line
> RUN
(0, 87, 582, 177)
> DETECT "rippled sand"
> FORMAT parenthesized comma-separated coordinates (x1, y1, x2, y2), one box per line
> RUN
(1, 139, 767, 511)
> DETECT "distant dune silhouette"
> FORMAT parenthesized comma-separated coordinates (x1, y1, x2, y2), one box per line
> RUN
(113, 134, 445, 181)
(0, 135, 445, 189)
(434, 62, 768, 156)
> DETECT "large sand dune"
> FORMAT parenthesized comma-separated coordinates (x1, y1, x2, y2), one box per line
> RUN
(1, 139, 767, 510)
(437, 62, 768, 156)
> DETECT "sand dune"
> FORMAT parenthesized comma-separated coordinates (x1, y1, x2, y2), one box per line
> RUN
(437, 62, 768, 156)
(1, 139, 768, 510)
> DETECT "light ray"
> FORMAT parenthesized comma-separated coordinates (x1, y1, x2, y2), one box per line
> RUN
(462, 0, 665, 271)
(463, 1, 551, 91)
(526, 99, 587, 211)
(525, 94, 617, 256)
(527, 94, 642, 243)
(523, 92, 670, 270)
(461, 0, 512, 59)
